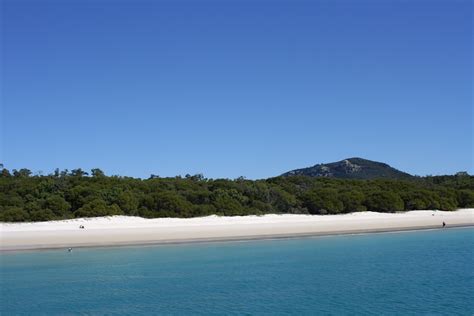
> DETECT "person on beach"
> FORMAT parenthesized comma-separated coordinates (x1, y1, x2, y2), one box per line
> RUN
(442, 222, 446, 228)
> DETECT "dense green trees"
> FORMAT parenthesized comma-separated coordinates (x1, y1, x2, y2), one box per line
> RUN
(0, 168, 473, 222)
(457, 190, 474, 208)
(365, 191, 404, 213)
(74, 199, 123, 218)
(303, 188, 344, 214)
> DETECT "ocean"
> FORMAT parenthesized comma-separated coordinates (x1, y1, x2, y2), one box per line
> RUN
(1, 228, 473, 315)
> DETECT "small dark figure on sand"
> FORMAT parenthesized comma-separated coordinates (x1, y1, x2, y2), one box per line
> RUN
(442, 222, 446, 228)
(79, 225, 85, 229)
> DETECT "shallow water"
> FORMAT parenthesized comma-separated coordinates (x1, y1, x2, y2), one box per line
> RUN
(1, 228, 473, 315)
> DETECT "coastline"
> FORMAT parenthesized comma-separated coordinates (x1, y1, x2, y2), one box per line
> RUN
(1, 209, 473, 252)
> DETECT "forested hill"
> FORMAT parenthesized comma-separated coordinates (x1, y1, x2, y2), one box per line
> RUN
(0, 167, 473, 222)
(282, 158, 413, 179)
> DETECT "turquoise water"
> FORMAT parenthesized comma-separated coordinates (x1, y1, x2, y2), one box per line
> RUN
(1, 228, 473, 315)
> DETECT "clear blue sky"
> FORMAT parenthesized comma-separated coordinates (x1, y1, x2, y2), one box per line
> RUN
(1, 0, 472, 179)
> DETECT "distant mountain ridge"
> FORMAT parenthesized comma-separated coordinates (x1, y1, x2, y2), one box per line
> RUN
(281, 158, 413, 179)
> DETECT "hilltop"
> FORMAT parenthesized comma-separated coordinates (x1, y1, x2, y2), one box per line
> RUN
(282, 158, 413, 179)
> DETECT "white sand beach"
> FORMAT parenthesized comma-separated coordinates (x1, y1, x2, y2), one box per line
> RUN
(1, 209, 473, 251)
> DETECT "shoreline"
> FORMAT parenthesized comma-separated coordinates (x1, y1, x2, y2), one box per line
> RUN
(2, 224, 473, 253)
(1, 209, 473, 252)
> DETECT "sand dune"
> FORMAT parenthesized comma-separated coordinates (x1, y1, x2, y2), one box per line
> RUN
(1, 209, 473, 251)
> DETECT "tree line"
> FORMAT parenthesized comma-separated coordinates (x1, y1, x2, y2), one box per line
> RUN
(0, 168, 473, 222)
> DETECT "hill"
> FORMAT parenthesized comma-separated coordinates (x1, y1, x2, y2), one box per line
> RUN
(282, 158, 413, 179)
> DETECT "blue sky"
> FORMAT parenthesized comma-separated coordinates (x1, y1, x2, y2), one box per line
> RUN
(1, 0, 472, 179)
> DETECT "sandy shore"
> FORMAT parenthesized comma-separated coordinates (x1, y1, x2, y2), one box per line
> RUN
(1, 209, 473, 251)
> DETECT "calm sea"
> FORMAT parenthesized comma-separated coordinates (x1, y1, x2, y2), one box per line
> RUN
(1, 228, 473, 315)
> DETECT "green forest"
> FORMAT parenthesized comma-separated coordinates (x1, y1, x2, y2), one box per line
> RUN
(0, 168, 473, 222)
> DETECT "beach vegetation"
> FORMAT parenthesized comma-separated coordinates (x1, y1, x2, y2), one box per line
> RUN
(0, 168, 473, 221)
